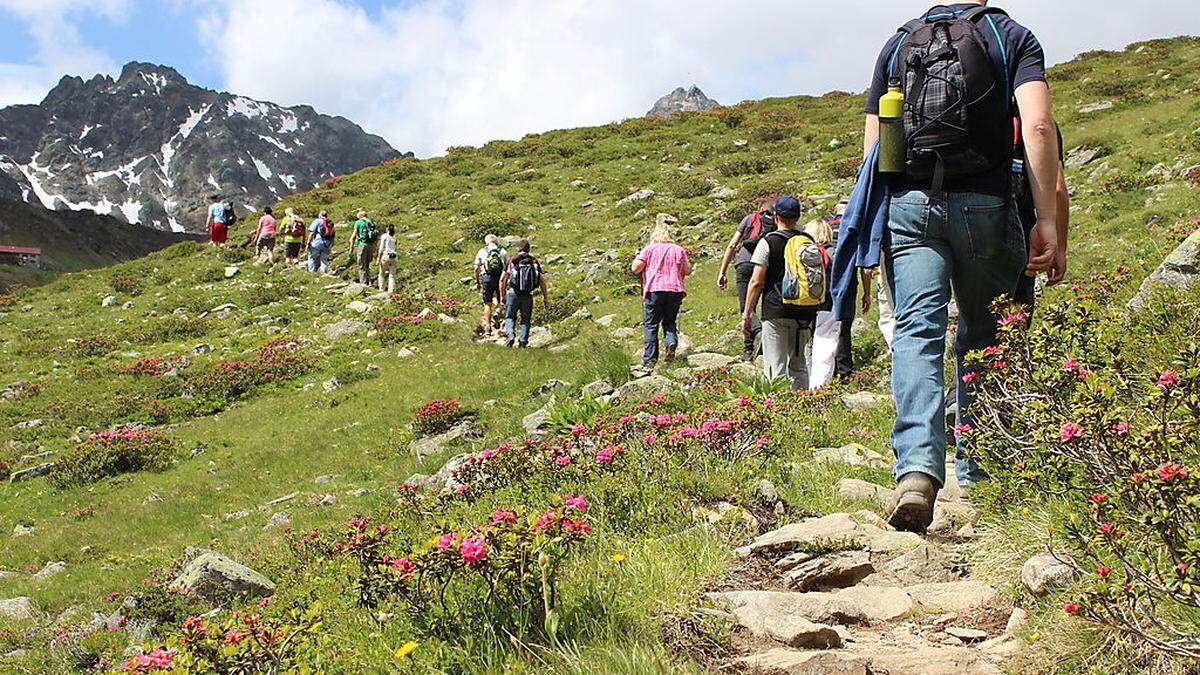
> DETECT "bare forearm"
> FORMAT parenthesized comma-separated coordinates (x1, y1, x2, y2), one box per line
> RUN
(863, 115, 880, 159)
(744, 281, 764, 317)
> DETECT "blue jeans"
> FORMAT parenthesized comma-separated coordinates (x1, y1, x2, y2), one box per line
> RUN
(308, 242, 330, 274)
(643, 291, 683, 366)
(504, 291, 534, 346)
(886, 191, 1026, 488)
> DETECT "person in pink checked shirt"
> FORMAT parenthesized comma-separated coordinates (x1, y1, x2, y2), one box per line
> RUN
(631, 220, 692, 371)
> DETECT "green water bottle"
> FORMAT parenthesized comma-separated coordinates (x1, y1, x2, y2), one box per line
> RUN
(878, 78, 906, 174)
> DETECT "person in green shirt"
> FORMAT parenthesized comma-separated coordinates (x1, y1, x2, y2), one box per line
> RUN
(281, 208, 306, 266)
(350, 210, 380, 286)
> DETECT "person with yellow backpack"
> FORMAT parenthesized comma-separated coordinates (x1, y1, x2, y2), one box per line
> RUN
(741, 196, 831, 390)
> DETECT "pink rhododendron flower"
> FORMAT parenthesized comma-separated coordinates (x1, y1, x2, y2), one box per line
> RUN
(1060, 422, 1084, 443)
(1109, 421, 1130, 436)
(480, 448, 498, 460)
(983, 345, 1004, 357)
(564, 494, 589, 511)
(459, 536, 488, 564)
(1062, 359, 1080, 372)
(1157, 370, 1181, 389)
(763, 398, 776, 409)
(1097, 566, 1112, 579)
(456, 483, 470, 495)
(1098, 522, 1116, 534)
(554, 455, 572, 467)
(642, 434, 658, 445)
(563, 518, 591, 535)
(595, 448, 614, 464)
(1158, 463, 1185, 481)
(533, 511, 558, 530)
(436, 533, 456, 550)
(570, 424, 587, 437)
(1064, 602, 1081, 615)
(961, 372, 977, 384)
(1090, 493, 1109, 504)
(998, 312, 1029, 327)
(491, 509, 517, 525)
(953, 424, 974, 435)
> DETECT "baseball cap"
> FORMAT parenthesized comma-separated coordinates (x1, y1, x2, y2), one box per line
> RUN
(774, 195, 802, 220)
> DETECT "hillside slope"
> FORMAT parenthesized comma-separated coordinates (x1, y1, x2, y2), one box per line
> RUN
(0, 62, 404, 233)
(0, 37, 1197, 674)
(0, 198, 200, 292)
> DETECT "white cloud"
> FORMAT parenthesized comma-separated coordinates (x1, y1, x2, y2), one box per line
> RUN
(203, 0, 1200, 157)
(0, 0, 132, 105)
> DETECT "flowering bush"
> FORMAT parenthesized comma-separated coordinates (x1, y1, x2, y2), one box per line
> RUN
(389, 291, 465, 317)
(69, 332, 116, 358)
(374, 312, 448, 345)
(188, 337, 313, 407)
(50, 428, 176, 487)
(0, 293, 17, 308)
(122, 604, 324, 673)
(412, 398, 470, 436)
(108, 274, 144, 296)
(965, 299, 1200, 658)
(122, 355, 186, 377)
(344, 498, 591, 640)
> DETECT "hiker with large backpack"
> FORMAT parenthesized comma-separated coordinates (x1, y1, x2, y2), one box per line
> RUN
(632, 219, 692, 372)
(281, 208, 306, 266)
(473, 234, 510, 336)
(718, 198, 776, 361)
(498, 239, 549, 348)
(805, 215, 845, 390)
(205, 195, 229, 247)
(741, 196, 831, 391)
(350, 210, 380, 286)
(308, 210, 335, 275)
(862, 1, 1061, 532)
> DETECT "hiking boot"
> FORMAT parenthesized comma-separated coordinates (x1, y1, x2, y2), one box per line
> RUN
(889, 472, 938, 533)
(664, 344, 677, 363)
(741, 348, 755, 362)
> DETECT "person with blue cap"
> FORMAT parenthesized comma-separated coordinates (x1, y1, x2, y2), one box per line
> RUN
(740, 195, 816, 391)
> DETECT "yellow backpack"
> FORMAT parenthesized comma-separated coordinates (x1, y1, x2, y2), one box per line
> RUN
(778, 231, 831, 308)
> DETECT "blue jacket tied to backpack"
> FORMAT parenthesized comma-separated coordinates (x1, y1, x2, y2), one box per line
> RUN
(831, 142, 891, 322)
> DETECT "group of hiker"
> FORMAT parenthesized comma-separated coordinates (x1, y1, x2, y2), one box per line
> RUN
(201, 0, 1068, 536)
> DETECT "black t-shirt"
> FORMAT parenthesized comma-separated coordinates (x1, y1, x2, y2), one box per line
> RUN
(865, 4, 1048, 197)
(751, 230, 815, 323)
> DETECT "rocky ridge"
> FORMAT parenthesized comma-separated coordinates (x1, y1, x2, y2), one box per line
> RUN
(647, 85, 720, 117)
(0, 62, 405, 233)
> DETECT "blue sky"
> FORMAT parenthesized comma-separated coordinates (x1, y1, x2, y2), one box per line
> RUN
(2, 1, 1199, 157)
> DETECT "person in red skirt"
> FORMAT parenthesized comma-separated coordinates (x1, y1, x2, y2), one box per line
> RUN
(205, 195, 230, 246)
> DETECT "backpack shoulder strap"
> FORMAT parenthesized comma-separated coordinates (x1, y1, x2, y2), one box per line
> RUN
(959, 6, 1009, 22)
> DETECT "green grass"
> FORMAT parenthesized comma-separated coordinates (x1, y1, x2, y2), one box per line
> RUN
(1, 35, 1199, 673)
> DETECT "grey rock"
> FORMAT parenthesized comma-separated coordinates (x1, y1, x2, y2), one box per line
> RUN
(612, 375, 674, 403)
(945, 626, 988, 642)
(0, 570, 20, 582)
(314, 474, 336, 484)
(755, 479, 781, 506)
(647, 85, 719, 117)
(324, 320, 368, 341)
(1128, 229, 1200, 311)
(262, 512, 292, 530)
(3, 648, 29, 659)
(866, 543, 961, 587)
(709, 590, 842, 648)
(616, 189, 655, 207)
(813, 443, 888, 468)
(192, 343, 212, 355)
(170, 548, 275, 603)
(783, 550, 875, 591)
(581, 379, 615, 398)
(1078, 100, 1114, 114)
(265, 492, 298, 506)
(224, 266, 240, 279)
(840, 391, 893, 412)
(906, 580, 1002, 614)
(346, 488, 372, 498)
(611, 327, 637, 339)
(732, 649, 870, 675)
(836, 478, 893, 507)
(322, 377, 341, 393)
(408, 420, 483, 459)
(317, 494, 336, 507)
(33, 561, 67, 580)
(101, 295, 117, 307)
(9, 463, 53, 483)
(1064, 146, 1103, 170)
(0, 597, 34, 621)
(686, 352, 737, 370)
(1021, 552, 1079, 595)
(523, 396, 557, 433)
(707, 589, 871, 627)
(12, 523, 36, 537)
(347, 300, 372, 314)
(12, 418, 43, 429)
(595, 313, 618, 328)
(526, 326, 556, 349)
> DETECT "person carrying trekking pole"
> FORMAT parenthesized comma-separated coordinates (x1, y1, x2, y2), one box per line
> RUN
(718, 198, 776, 362)
(498, 240, 549, 348)
(741, 196, 830, 391)
(350, 210, 380, 286)
(632, 219, 692, 371)
(862, 0, 1060, 532)
(473, 234, 509, 336)
(308, 210, 335, 275)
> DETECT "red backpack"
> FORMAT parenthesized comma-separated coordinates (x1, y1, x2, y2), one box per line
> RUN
(291, 218, 304, 238)
(741, 210, 778, 254)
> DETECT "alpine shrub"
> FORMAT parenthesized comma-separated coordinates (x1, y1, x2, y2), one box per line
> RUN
(51, 428, 176, 487)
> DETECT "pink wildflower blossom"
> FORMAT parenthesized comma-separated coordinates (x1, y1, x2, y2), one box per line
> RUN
(564, 494, 589, 511)
(1157, 370, 1181, 389)
(459, 536, 488, 564)
(1060, 422, 1084, 443)
(436, 533, 456, 550)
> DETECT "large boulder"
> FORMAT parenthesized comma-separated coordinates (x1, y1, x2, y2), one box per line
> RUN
(324, 320, 368, 341)
(1128, 229, 1200, 311)
(686, 352, 738, 370)
(840, 392, 893, 412)
(733, 649, 869, 675)
(782, 551, 875, 591)
(735, 512, 922, 559)
(526, 326, 556, 349)
(170, 549, 276, 603)
(522, 396, 556, 433)
(705, 591, 843, 648)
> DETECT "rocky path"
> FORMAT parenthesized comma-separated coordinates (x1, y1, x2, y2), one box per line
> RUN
(706, 462, 1026, 674)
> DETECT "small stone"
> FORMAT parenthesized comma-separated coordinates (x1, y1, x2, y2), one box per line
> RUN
(314, 474, 336, 484)
(347, 300, 372, 314)
(611, 327, 637, 339)
(409, 420, 483, 459)
(1078, 100, 1114, 114)
(1021, 552, 1079, 595)
(263, 512, 292, 530)
(813, 443, 888, 468)
(32, 561, 67, 580)
(581, 379, 615, 398)
(266, 492, 299, 507)
(523, 396, 556, 433)
(192, 343, 213, 355)
(101, 295, 117, 307)
(945, 626, 988, 642)
(224, 266, 240, 278)
(595, 314, 618, 328)
(347, 488, 372, 497)
(322, 378, 341, 393)
(612, 375, 674, 403)
(783, 550, 875, 591)
(733, 649, 869, 675)
(532, 379, 569, 398)
(616, 189, 655, 206)
(840, 391, 893, 412)
(324, 320, 368, 341)
(9, 464, 53, 483)
(686, 352, 738, 370)
(318, 495, 336, 507)
(755, 479, 781, 506)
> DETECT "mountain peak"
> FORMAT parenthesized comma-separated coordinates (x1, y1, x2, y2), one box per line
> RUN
(647, 85, 720, 117)
(118, 62, 185, 88)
